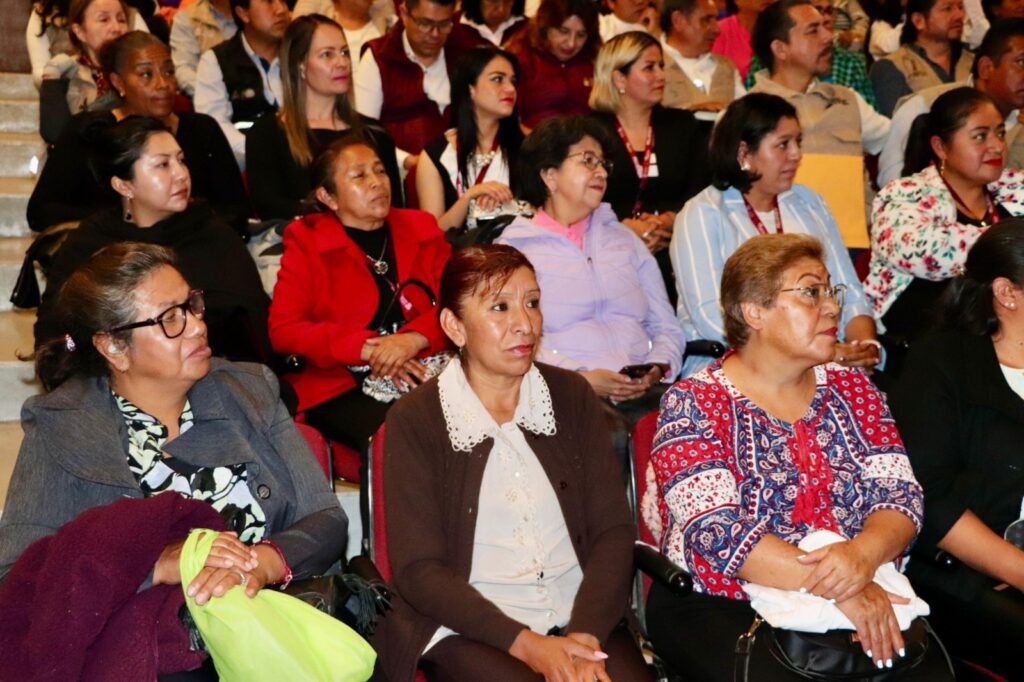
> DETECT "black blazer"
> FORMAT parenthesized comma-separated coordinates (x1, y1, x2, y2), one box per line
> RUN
(589, 106, 711, 220)
(888, 329, 1024, 555)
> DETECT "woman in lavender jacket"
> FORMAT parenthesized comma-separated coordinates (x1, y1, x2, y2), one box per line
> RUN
(497, 115, 684, 459)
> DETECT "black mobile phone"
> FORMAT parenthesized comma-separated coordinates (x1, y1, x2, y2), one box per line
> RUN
(620, 363, 655, 379)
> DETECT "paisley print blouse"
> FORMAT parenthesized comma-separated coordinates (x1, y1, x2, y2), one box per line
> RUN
(649, 360, 923, 599)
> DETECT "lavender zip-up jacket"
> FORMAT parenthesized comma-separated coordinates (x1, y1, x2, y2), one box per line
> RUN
(497, 203, 685, 381)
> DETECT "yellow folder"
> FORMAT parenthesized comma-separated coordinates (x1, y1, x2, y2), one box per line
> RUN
(794, 153, 869, 249)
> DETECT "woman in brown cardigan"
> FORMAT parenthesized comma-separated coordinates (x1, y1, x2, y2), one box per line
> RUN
(373, 245, 650, 682)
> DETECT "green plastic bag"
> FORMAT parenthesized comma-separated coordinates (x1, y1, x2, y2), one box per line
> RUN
(180, 529, 376, 682)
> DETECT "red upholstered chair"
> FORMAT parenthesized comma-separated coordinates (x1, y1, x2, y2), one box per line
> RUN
(293, 413, 362, 483)
(293, 421, 333, 486)
(366, 424, 429, 682)
(628, 410, 692, 631)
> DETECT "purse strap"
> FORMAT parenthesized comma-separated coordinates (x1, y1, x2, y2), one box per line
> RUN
(734, 615, 763, 682)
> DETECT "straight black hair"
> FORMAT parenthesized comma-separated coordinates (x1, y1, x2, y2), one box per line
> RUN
(941, 219, 1024, 335)
(709, 93, 799, 193)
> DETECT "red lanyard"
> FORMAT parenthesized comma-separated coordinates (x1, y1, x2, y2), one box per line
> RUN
(940, 173, 1000, 227)
(614, 118, 654, 217)
(455, 140, 499, 196)
(742, 194, 784, 234)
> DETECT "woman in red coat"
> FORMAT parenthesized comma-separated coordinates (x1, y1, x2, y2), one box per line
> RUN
(269, 137, 452, 454)
(506, 0, 600, 131)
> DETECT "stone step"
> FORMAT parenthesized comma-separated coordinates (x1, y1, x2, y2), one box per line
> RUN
(0, 308, 40, 423)
(0, 131, 42, 178)
(0, 177, 34, 237)
(0, 97, 38, 134)
(0, 73, 36, 101)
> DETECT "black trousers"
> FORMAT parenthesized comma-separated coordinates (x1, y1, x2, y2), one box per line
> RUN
(645, 582, 955, 682)
(421, 622, 653, 682)
(904, 556, 1024, 678)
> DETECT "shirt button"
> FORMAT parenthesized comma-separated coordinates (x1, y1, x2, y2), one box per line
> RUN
(559, 481, 568, 490)
(257, 484, 271, 499)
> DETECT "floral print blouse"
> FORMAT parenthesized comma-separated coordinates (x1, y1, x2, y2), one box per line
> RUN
(647, 359, 923, 599)
(864, 164, 1024, 330)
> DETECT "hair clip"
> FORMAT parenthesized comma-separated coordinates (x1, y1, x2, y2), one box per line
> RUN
(64, 334, 76, 352)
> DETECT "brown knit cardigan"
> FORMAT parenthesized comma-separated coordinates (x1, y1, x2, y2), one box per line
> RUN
(370, 363, 637, 682)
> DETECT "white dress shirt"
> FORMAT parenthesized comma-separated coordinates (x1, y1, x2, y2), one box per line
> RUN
(423, 361, 583, 653)
(169, 2, 237, 96)
(194, 32, 283, 167)
(459, 14, 522, 45)
(356, 30, 450, 160)
(599, 13, 648, 41)
(660, 40, 745, 101)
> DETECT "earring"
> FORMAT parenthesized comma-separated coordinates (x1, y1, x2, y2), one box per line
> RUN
(617, 87, 625, 94)
(740, 160, 752, 172)
(108, 343, 119, 353)
(123, 196, 133, 223)
(939, 158, 946, 174)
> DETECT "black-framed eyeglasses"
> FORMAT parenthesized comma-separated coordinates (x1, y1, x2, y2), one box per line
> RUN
(778, 283, 846, 309)
(408, 15, 455, 33)
(567, 151, 614, 174)
(110, 289, 206, 338)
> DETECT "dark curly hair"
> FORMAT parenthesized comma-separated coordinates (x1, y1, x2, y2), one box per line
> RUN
(517, 115, 612, 207)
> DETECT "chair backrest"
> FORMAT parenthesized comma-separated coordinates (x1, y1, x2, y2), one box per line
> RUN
(367, 423, 391, 582)
(631, 409, 661, 549)
(293, 421, 333, 489)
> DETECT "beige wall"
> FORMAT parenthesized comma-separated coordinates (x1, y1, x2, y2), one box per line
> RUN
(1, 0, 32, 73)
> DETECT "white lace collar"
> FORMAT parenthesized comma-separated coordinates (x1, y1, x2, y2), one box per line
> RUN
(437, 360, 556, 452)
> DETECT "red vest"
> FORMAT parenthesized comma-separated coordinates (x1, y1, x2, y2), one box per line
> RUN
(366, 25, 453, 155)
(508, 40, 593, 130)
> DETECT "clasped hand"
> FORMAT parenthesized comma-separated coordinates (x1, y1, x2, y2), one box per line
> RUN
(509, 629, 612, 682)
(153, 532, 279, 605)
(362, 332, 429, 391)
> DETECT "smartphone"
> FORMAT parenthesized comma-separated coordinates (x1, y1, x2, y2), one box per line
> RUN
(620, 363, 655, 379)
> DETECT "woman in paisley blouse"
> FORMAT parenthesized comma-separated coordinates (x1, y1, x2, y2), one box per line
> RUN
(0, 243, 345, 678)
(645, 234, 947, 681)
(865, 87, 1024, 374)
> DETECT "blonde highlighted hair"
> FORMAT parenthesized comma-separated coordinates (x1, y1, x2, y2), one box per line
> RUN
(278, 14, 361, 167)
(589, 30, 661, 113)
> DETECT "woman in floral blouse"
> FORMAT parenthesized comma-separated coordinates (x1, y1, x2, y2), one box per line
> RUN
(645, 234, 950, 681)
(865, 87, 1024, 374)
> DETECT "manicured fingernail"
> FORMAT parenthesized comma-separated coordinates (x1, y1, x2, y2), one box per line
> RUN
(899, 648, 905, 657)
(886, 659, 893, 668)
(594, 652, 608, 660)
(799, 587, 807, 593)
(866, 650, 872, 658)
(877, 660, 884, 670)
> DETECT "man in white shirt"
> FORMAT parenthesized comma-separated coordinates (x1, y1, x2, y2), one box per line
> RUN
(169, 0, 237, 96)
(879, 20, 1024, 186)
(661, 0, 745, 112)
(194, 0, 289, 166)
(599, 0, 651, 41)
(356, 0, 456, 162)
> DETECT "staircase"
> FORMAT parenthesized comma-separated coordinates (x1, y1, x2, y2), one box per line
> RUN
(0, 72, 41, 506)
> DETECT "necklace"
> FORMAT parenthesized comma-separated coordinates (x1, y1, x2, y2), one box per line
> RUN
(364, 230, 389, 275)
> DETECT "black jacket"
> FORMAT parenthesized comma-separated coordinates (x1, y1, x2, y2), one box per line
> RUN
(35, 201, 270, 363)
(212, 32, 277, 127)
(27, 110, 251, 233)
(888, 329, 1024, 555)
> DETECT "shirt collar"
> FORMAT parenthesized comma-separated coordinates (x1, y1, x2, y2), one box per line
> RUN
(401, 30, 445, 71)
(660, 37, 709, 66)
(460, 13, 520, 43)
(437, 360, 556, 452)
(241, 32, 279, 72)
(531, 207, 588, 247)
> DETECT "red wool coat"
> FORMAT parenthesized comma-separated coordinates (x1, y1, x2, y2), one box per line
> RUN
(268, 208, 452, 412)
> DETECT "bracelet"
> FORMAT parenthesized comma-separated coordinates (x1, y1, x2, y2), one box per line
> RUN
(258, 538, 293, 588)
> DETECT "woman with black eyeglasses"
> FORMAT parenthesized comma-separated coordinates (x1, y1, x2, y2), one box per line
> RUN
(34, 116, 271, 365)
(0, 242, 346, 680)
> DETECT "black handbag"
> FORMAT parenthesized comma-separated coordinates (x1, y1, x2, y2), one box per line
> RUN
(10, 222, 79, 309)
(734, 615, 949, 682)
(282, 555, 392, 637)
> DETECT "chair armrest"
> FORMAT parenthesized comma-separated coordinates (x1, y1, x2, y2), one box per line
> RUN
(634, 542, 693, 595)
(685, 339, 727, 359)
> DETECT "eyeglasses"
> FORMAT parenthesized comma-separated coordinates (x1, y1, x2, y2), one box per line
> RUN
(110, 289, 206, 339)
(408, 15, 455, 33)
(778, 283, 846, 309)
(567, 151, 614, 174)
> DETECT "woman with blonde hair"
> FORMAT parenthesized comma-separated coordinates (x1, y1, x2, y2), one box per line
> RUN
(588, 31, 708, 266)
(245, 13, 402, 221)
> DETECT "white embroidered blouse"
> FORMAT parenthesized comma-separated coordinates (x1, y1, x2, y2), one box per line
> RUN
(424, 360, 583, 652)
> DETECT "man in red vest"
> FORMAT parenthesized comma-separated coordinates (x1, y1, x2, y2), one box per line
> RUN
(356, 0, 457, 168)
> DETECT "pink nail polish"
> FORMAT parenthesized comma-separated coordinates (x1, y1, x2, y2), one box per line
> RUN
(594, 652, 609, 660)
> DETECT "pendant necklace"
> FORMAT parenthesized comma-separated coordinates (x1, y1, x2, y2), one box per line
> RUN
(365, 231, 389, 275)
